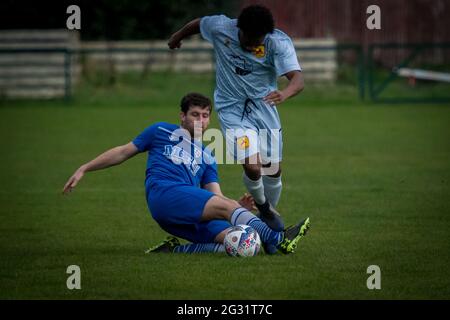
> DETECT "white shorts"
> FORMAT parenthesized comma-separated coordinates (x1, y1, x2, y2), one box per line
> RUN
(217, 98, 283, 164)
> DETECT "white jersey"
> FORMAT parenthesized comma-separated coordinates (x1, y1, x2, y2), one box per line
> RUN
(200, 14, 302, 111)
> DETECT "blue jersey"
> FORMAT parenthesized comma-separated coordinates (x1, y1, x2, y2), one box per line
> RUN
(200, 15, 301, 110)
(132, 122, 218, 189)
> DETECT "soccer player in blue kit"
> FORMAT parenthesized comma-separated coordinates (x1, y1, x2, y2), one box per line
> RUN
(62, 93, 310, 254)
(168, 5, 305, 246)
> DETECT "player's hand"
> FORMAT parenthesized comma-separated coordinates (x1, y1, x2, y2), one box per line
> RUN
(168, 33, 183, 50)
(264, 90, 287, 106)
(238, 193, 257, 212)
(62, 168, 85, 195)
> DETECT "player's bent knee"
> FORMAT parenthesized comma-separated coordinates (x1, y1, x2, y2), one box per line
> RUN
(221, 198, 241, 215)
(202, 195, 240, 221)
(243, 163, 261, 180)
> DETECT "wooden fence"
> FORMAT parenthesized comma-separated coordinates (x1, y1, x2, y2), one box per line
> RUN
(0, 30, 338, 99)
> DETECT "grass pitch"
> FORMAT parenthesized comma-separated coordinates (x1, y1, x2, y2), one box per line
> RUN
(1, 73, 449, 299)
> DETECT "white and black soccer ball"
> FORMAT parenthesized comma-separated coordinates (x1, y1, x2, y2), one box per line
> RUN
(224, 225, 261, 257)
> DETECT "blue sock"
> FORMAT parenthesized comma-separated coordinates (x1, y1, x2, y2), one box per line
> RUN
(230, 207, 282, 246)
(173, 243, 225, 254)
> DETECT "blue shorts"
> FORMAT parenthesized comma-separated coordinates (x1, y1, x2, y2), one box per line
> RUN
(146, 183, 231, 243)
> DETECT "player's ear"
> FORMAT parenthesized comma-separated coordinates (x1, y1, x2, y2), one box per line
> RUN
(180, 111, 186, 122)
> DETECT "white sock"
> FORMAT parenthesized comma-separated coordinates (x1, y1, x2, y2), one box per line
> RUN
(263, 175, 282, 207)
(242, 172, 266, 205)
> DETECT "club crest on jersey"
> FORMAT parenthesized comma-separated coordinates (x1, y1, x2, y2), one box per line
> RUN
(237, 136, 250, 149)
(252, 45, 265, 58)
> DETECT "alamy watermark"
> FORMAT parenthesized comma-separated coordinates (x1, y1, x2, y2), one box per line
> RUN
(66, 5, 81, 30)
(367, 265, 381, 290)
(66, 265, 81, 290)
(366, 5, 381, 30)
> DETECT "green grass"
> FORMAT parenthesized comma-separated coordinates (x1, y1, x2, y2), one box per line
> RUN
(1, 73, 450, 299)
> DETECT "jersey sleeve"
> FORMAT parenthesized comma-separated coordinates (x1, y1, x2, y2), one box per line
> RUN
(200, 15, 229, 43)
(274, 37, 302, 77)
(132, 123, 158, 152)
(201, 161, 219, 186)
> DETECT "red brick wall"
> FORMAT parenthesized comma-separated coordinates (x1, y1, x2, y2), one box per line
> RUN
(241, 0, 450, 45)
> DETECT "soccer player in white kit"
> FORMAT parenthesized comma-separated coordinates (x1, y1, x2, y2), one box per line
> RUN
(168, 5, 304, 250)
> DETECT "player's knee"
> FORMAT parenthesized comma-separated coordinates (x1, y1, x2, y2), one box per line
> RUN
(220, 198, 241, 220)
(221, 198, 240, 212)
(269, 166, 282, 177)
(243, 163, 261, 180)
(262, 162, 281, 177)
(227, 199, 240, 209)
(203, 195, 240, 221)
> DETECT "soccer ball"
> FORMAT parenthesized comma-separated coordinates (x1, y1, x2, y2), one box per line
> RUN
(224, 225, 261, 257)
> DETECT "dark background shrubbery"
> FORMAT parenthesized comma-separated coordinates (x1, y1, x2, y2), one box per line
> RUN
(0, 0, 239, 40)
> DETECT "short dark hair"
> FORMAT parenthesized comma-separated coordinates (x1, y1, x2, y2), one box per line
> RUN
(180, 92, 212, 113)
(237, 5, 274, 38)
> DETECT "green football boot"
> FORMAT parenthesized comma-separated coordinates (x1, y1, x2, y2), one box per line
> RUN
(145, 236, 180, 253)
(277, 217, 311, 254)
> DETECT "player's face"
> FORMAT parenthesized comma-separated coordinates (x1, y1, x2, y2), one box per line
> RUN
(238, 30, 265, 52)
(180, 105, 211, 138)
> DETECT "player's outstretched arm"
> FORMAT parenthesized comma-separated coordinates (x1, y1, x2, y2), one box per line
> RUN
(62, 142, 139, 195)
(168, 18, 201, 49)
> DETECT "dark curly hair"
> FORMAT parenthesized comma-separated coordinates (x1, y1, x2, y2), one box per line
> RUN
(237, 5, 275, 38)
(180, 92, 212, 113)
